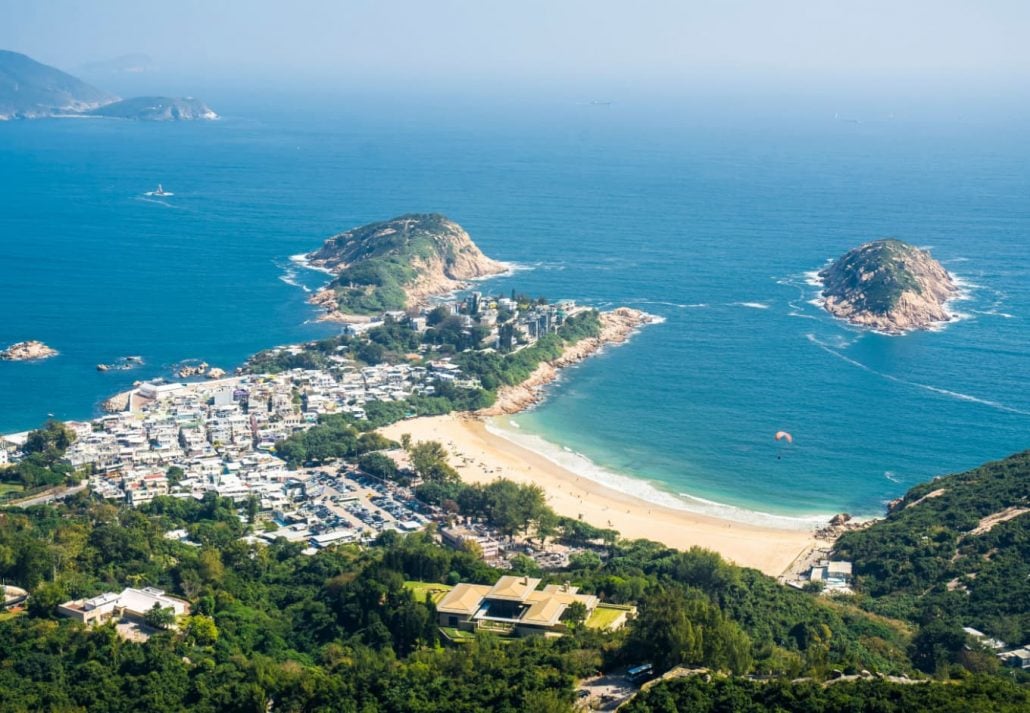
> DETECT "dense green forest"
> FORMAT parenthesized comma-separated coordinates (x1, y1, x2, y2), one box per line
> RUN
(622, 674, 1030, 713)
(3, 345, 1028, 709)
(0, 483, 932, 712)
(834, 451, 1030, 654)
(0, 420, 78, 497)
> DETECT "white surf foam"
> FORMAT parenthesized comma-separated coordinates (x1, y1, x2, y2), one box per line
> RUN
(803, 270, 825, 288)
(468, 260, 532, 282)
(486, 419, 832, 531)
(289, 253, 335, 276)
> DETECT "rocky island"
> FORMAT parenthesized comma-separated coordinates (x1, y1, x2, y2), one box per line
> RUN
(305, 213, 508, 321)
(0, 340, 58, 361)
(818, 239, 958, 334)
(87, 96, 218, 121)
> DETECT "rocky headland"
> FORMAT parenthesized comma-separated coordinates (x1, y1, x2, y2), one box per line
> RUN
(478, 307, 658, 416)
(818, 239, 958, 334)
(1, 340, 58, 361)
(305, 213, 508, 321)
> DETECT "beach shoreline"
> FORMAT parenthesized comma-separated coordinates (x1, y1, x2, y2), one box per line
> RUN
(381, 413, 827, 576)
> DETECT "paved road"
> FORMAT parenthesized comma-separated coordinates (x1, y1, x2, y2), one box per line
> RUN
(7, 482, 87, 508)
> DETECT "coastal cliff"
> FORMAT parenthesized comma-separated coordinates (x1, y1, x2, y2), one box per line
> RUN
(479, 307, 657, 416)
(818, 239, 957, 334)
(306, 214, 508, 320)
(1, 340, 58, 361)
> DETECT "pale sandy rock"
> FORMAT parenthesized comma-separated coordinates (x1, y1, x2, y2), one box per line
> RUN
(0, 340, 58, 361)
(819, 240, 958, 334)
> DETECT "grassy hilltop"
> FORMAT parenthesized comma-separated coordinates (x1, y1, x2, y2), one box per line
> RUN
(306, 214, 507, 316)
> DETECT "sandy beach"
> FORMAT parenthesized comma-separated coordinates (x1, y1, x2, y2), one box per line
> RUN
(381, 413, 822, 576)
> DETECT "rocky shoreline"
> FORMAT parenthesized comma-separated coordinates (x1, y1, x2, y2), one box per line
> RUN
(302, 214, 509, 322)
(478, 307, 659, 416)
(1, 340, 58, 361)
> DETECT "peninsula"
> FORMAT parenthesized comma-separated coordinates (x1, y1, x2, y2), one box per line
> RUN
(0, 340, 58, 361)
(304, 214, 508, 320)
(818, 239, 957, 333)
(0, 49, 216, 121)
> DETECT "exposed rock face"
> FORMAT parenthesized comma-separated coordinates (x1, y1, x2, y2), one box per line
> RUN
(1, 340, 58, 361)
(305, 214, 508, 318)
(478, 308, 658, 416)
(818, 240, 957, 334)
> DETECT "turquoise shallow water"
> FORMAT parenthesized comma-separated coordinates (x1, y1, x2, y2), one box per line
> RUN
(1, 94, 1027, 521)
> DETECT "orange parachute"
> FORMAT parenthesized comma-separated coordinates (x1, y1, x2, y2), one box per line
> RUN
(774, 431, 793, 444)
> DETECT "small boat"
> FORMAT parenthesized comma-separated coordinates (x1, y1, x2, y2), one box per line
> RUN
(144, 184, 174, 197)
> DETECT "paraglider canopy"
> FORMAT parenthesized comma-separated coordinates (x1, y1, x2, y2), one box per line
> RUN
(774, 431, 793, 444)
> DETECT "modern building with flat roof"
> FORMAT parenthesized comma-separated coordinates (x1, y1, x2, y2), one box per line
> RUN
(435, 576, 601, 636)
(58, 587, 190, 627)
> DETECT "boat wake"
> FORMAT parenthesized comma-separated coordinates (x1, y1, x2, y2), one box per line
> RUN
(136, 196, 178, 209)
(623, 298, 708, 309)
(806, 333, 1030, 416)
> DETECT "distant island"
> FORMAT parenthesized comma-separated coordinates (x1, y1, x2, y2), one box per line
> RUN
(0, 49, 217, 121)
(0, 340, 57, 361)
(818, 239, 957, 334)
(86, 96, 217, 121)
(304, 213, 508, 321)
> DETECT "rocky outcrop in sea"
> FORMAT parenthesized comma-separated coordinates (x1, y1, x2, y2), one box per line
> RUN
(818, 239, 958, 334)
(1, 340, 58, 361)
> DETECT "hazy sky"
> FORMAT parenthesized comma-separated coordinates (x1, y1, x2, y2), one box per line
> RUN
(2, 0, 1028, 90)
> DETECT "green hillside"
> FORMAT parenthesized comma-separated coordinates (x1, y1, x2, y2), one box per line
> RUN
(835, 452, 1030, 648)
(306, 214, 503, 314)
(819, 240, 925, 314)
(0, 49, 116, 118)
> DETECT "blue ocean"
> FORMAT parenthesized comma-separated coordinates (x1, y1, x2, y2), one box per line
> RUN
(2, 91, 1027, 523)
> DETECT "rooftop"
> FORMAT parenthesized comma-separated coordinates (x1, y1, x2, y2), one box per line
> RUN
(485, 575, 542, 602)
(436, 583, 493, 616)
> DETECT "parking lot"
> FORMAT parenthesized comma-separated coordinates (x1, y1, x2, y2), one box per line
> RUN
(294, 467, 427, 544)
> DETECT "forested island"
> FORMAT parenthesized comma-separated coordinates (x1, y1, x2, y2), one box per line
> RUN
(304, 214, 508, 319)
